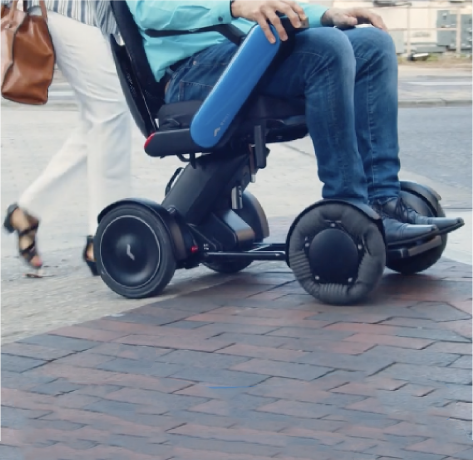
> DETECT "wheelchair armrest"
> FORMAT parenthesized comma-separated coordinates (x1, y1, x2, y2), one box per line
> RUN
(189, 18, 308, 149)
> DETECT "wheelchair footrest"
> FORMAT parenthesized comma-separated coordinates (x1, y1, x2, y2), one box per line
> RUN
(387, 235, 443, 261)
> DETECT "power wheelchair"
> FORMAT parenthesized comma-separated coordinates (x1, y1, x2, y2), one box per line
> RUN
(95, 2, 451, 305)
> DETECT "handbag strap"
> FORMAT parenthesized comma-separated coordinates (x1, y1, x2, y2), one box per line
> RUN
(29, 1, 48, 19)
(7, 0, 48, 20)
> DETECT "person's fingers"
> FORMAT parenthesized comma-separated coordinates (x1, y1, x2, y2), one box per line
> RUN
(284, 0, 307, 21)
(277, 2, 302, 29)
(259, 0, 307, 43)
(353, 8, 388, 31)
(264, 8, 288, 41)
(335, 13, 358, 29)
(255, 11, 277, 43)
(368, 12, 388, 31)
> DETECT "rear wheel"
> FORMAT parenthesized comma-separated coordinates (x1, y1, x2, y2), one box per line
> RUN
(95, 204, 176, 298)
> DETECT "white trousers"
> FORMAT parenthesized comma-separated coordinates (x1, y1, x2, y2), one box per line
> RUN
(18, 11, 132, 235)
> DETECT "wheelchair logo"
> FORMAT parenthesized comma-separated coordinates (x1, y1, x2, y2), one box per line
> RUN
(214, 113, 230, 137)
(126, 244, 135, 261)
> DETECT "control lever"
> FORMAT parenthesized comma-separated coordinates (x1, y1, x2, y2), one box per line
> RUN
(278, 16, 310, 35)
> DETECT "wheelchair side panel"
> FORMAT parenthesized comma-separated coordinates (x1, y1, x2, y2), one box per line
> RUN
(190, 25, 281, 149)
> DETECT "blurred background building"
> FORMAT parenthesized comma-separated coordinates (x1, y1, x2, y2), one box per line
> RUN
(311, 0, 472, 56)
(16, 0, 470, 59)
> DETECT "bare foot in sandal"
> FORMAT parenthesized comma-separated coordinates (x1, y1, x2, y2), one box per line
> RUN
(3, 204, 43, 269)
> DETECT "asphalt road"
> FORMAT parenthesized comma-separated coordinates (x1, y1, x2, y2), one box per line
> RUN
(286, 105, 473, 264)
(292, 106, 472, 209)
(46, 65, 472, 104)
(398, 106, 472, 201)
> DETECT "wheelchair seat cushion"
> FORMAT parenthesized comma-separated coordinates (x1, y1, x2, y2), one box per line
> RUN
(158, 101, 202, 130)
(157, 96, 305, 131)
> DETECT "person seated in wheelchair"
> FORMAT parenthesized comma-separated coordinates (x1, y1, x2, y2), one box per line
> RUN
(103, 0, 464, 245)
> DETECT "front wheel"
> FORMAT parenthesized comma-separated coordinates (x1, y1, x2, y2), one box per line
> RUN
(95, 204, 176, 299)
(288, 201, 386, 306)
(386, 188, 447, 275)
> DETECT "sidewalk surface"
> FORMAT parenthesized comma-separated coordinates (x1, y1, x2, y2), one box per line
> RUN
(1, 62, 472, 460)
(1, 254, 472, 460)
(36, 64, 472, 109)
(4, 64, 470, 110)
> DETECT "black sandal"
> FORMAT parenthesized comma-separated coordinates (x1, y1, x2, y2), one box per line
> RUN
(3, 204, 43, 269)
(82, 235, 98, 276)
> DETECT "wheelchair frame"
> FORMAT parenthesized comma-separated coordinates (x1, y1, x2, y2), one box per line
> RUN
(95, 1, 448, 304)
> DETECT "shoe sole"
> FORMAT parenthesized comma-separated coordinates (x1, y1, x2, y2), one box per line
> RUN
(436, 220, 465, 236)
(386, 218, 465, 248)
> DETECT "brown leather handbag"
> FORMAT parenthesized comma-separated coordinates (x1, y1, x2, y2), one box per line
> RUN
(1, 0, 55, 105)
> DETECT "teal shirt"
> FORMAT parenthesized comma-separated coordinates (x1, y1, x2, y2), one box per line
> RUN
(126, 1, 329, 82)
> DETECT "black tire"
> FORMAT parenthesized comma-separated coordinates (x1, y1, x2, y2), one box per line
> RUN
(95, 204, 176, 299)
(203, 258, 252, 274)
(288, 202, 386, 306)
(386, 190, 447, 275)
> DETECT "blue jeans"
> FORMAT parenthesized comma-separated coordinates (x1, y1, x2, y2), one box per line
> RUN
(165, 27, 401, 204)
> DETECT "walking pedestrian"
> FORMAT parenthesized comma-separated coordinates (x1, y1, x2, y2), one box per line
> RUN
(2, 0, 132, 276)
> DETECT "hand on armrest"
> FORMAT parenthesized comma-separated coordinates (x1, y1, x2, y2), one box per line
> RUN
(320, 8, 387, 31)
(230, 0, 308, 43)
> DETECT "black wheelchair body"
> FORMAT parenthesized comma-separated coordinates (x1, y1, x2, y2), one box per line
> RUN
(95, 2, 450, 305)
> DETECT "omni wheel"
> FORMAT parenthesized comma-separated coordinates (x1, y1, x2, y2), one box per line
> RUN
(386, 188, 447, 275)
(288, 202, 386, 305)
(95, 205, 176, 299)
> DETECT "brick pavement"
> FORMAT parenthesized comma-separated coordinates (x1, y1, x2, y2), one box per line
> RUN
(1, 256, 471, 460)
(2, 65, 472, 459)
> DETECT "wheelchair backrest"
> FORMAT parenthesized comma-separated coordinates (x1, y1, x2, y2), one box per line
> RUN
(109, 1, 164, 138)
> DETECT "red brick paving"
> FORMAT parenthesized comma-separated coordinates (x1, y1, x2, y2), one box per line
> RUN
(1, 256, 472, 460)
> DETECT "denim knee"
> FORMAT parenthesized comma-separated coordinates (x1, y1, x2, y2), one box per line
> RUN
(295, 27, 357, 70)
(361, 26, 396, 49)
(348, 27, 397, 62)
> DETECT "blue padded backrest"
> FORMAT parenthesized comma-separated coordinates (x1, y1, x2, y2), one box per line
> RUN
(190, 25, 282, 149)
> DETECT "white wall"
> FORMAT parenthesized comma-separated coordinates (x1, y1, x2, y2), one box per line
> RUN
(308, 0, 472, 52)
